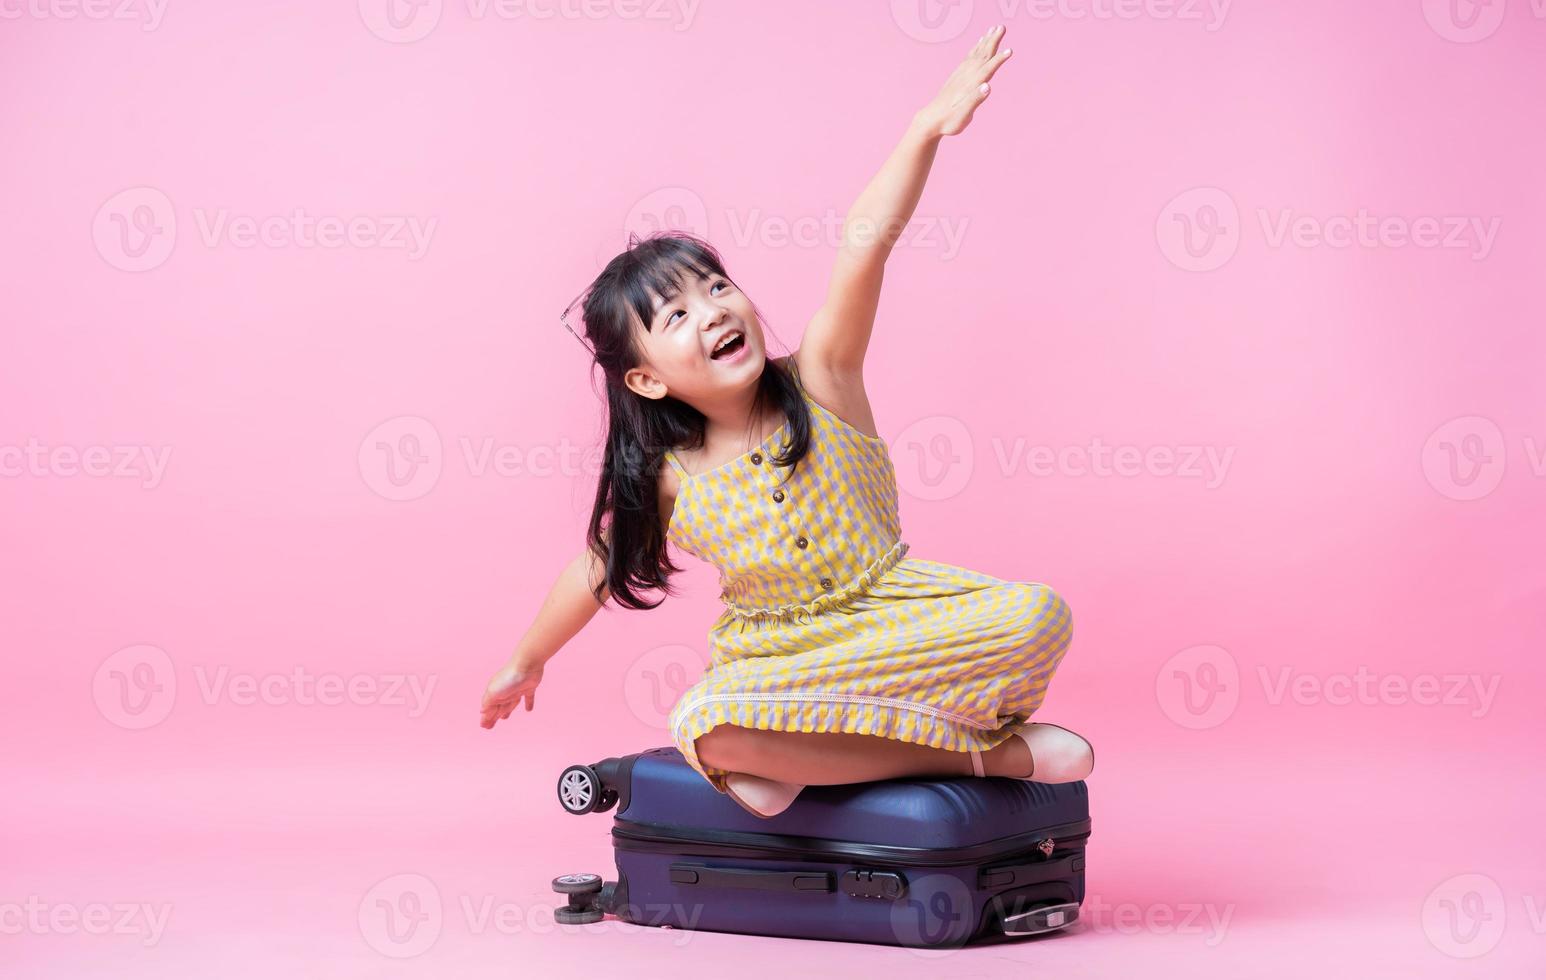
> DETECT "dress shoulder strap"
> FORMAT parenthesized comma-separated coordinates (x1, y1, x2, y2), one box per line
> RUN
(662, 449, 690, 479)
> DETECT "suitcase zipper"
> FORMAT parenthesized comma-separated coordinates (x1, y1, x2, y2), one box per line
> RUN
(612, 818, 1090, 869)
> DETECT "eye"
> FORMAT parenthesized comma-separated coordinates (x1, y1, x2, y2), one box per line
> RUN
(661, 280, 731, 329)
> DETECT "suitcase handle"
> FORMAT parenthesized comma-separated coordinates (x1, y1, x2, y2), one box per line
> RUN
(669, 863, 834, 893)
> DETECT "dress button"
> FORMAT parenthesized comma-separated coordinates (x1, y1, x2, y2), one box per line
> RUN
(820, 577, 834, 590)
(750, 452, 763, 465)
(772, 490, 785, 503)
(796, 535, 809, 549)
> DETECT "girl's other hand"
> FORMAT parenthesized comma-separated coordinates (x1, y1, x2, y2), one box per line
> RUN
(480, 657, 544, 729)
(915, 23, 1013, 139)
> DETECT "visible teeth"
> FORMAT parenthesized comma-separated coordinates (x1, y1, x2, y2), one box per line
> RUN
(713, 332, 741, 355)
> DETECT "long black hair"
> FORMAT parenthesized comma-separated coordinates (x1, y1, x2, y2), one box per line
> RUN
(569, 231, 813, 610)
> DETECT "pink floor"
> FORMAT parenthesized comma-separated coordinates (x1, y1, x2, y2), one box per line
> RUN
(8, 730, 1541, 978)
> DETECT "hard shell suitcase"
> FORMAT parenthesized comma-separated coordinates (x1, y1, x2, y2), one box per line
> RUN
(551, 746, 1090, 948)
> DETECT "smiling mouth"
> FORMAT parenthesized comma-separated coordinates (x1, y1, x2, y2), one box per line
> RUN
(710, 332, 746, 359)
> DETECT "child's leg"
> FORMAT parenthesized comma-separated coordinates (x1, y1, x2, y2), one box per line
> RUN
(695, 725, 1032, 784)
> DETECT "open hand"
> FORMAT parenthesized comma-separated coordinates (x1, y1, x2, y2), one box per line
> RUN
(480, 658, 543, 729)
(915, 24, 1013, 139)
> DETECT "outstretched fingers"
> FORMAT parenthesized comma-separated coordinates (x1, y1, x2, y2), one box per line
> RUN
(957, 25, 1011, 105)
(973, 23, 1006, 60)
(480, 689, 534, 728)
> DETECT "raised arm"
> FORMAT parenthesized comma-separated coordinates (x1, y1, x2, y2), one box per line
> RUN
(802, 24, 1013, 377)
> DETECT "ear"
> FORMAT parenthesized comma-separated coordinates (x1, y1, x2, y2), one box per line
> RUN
(624, 365, 668, 400)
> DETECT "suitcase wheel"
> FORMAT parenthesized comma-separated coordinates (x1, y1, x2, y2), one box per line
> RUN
(557, 764, 618, 814)
(552, 873, 604, 896)
(555, 905, 604, 925)
(552, 872, 609, 925)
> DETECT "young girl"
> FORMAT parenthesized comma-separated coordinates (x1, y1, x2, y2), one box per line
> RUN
(481, 24, 1093, 818)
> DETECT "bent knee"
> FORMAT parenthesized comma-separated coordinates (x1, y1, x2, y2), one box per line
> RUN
(1016, 582, 1074, 648)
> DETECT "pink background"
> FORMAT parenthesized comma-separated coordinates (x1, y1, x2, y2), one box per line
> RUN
(4, 0, 1544, 976)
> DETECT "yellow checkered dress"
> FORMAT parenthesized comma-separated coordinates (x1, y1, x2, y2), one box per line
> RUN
(662, 361, 1075, 794)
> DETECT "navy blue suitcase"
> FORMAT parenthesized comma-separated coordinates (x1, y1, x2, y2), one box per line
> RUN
(551, 746, 1090, 948)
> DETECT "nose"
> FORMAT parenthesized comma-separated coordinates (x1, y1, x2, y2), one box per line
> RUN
(699, 303, 727, 331)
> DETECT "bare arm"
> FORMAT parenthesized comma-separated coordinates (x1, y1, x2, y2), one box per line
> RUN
(802, 25, 1013, 377)
(480, 541, 610, 729)
(482, 465, 680, 730)
(515, 545, 609, 668)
